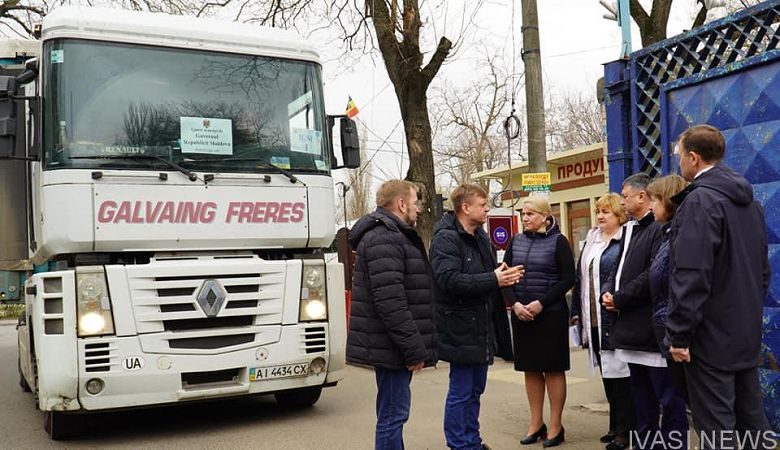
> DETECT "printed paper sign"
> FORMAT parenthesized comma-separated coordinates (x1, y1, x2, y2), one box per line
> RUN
(51, 50, 64, 64)
(522, 172, 551, 192)
(180, 117, 233, 155)
(315, 160, 328, 171)
(290, 128, 322, 155)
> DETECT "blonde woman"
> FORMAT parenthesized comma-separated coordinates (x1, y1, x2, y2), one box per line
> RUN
(571, 194, 635, 450)
(503, 196, 575, 448)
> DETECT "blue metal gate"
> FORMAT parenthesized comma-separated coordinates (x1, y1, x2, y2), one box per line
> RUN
(604, 1, 780, 429)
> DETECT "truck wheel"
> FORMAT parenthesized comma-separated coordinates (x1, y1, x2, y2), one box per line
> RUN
(18, 358, 30, 392)
(44, 411, 80, 440)
(274, 386, 322, 408)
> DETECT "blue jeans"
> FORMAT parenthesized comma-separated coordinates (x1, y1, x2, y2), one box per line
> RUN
(375, 367, 413, 450)
(444, 364, 489, 450)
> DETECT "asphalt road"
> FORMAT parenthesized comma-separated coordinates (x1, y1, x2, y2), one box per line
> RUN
(0, 320, 609, 449)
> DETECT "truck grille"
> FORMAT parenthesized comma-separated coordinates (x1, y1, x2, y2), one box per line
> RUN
(82, 341, 118, 373)
(126, 258, 287, 352)
(302, 326, 327, 354)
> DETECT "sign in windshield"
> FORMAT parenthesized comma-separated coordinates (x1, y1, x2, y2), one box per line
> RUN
(43, 39, 330, 174)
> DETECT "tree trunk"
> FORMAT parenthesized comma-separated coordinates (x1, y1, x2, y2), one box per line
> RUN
(365, 0, 451, 247)
(398, 74, 437, 246)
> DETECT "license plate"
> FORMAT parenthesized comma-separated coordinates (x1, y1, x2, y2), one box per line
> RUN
(249, 363, 309, 381)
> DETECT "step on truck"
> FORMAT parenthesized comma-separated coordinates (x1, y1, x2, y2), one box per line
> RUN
(0, 6, 361, 439)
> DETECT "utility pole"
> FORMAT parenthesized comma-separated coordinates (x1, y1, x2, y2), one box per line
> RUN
(521, 0, 547, 173)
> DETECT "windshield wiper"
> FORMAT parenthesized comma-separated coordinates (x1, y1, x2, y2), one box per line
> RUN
(69, 154, 199, 182)
(183, 157, 299, 184)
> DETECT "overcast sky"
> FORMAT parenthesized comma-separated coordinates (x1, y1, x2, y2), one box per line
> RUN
(316, 0, 729, 197)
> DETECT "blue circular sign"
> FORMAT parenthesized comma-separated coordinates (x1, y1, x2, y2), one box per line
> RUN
(493, 226, 509, 245)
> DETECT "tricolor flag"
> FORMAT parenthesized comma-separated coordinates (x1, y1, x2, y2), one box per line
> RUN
(345, 96, 359, 118)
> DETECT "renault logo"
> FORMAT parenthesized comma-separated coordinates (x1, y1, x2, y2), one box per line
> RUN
(196, 279, 227, 318)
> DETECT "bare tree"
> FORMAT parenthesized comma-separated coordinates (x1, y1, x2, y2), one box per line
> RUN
(545, 91, 604, 152)
(431, 51, 521, 192)
(628, 0, 748, 46)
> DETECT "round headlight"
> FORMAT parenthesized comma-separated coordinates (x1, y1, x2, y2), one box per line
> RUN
(305, 269, 323, 288)
(79, 312, 106, 334)
(305, 300, 326, 320)
(79, 277, 103, 300)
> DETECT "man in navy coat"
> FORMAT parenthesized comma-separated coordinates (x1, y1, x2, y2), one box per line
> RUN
(667, 124, 773, 449)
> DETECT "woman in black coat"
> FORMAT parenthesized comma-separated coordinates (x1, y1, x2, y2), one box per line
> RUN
(504, 197, 575, 448)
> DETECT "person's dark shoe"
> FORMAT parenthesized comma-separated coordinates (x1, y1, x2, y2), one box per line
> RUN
(600, 433, 616, 443)
(480, 444, 492, 450)
(542, 427, 565, 448)
(520, 424, 548, 445)
(605, 437, 630, 450)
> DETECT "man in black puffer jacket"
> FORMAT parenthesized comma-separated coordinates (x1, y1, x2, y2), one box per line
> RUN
(430, 183, 522, 450)
(347, 179, 436, 450)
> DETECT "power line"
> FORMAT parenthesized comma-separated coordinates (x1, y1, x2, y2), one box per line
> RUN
(349, 118, 404, 188)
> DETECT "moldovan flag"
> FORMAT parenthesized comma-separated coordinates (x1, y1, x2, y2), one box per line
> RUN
(345, 96, 359, 118)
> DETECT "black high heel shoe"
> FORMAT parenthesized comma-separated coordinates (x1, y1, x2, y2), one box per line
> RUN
(542, 427, 565, 448)
(520, 424, 547, 445)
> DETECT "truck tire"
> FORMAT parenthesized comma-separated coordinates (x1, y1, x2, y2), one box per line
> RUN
(274, 386, 322, 408)
(44, 411, 80, 440)
(18, 358, 30, 392)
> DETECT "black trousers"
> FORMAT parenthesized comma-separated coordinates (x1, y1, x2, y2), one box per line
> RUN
(592, 327, 636, 440)
(685, 359, 773, 450)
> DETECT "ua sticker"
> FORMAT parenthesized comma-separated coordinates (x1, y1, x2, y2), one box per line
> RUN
(122, 356, 145, 371)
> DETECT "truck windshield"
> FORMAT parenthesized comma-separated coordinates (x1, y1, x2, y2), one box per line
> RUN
(43, 39, 330, 174)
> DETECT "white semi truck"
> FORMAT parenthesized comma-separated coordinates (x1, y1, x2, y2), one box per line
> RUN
(0, 6, 359, 439)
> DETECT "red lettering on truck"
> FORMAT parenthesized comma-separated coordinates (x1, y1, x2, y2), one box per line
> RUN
(97, 201, 218, 224)
(99, 200, 305, 224)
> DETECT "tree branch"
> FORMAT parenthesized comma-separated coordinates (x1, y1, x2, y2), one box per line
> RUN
(692, 0, 708, 29)
(421, 36, 452, 85)
(629, 0, 651, 33)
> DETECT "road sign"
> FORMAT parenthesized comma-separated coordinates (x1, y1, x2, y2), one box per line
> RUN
(492, 226, 509, 245)
(487, 216, 515, 250)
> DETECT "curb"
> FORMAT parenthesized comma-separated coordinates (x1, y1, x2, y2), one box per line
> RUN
(0, 319, 18, 327)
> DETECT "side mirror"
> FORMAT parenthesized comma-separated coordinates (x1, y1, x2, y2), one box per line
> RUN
(327, 114, 361, 170)
(339, 117, 360, 169)
(16, 58, 38, 85)
(0, 76, 18, 159)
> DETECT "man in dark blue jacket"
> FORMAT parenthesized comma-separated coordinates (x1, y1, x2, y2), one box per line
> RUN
(430, 183, 523, 450)
(667, 124, 773, 449)
(347, 179, 437, 450)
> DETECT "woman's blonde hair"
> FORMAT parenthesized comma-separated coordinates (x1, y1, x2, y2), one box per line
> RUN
(521, 196, 551, 215)
(647, 175, 688, 218)
(595, 193, 629, 225)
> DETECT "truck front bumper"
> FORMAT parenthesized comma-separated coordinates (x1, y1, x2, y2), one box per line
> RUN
(74, 324, 330, 411)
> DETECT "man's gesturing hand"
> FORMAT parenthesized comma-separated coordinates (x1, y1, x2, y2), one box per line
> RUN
(495, 262, 524, 287)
